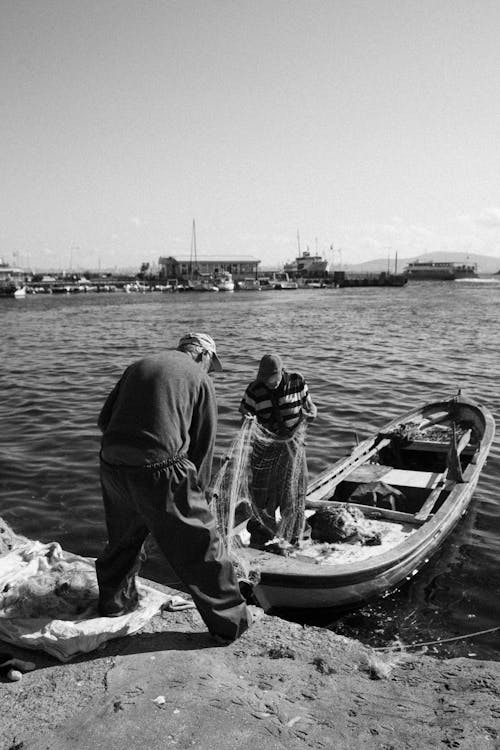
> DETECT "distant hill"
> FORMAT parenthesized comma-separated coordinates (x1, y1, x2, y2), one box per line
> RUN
(344, 251, 500, 275)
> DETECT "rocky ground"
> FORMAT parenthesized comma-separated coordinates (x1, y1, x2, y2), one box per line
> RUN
(1, 603, 500, 750)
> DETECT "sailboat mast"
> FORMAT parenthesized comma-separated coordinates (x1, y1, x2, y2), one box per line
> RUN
(193, 219, 198, 271)
(189, 219, 199, 279)
(189, 222, 193, 270)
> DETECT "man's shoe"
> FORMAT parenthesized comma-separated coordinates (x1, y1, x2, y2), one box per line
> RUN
(238, 578, 257, 605)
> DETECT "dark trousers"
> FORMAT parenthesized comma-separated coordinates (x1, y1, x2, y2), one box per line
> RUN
(95, 456, 249, 640)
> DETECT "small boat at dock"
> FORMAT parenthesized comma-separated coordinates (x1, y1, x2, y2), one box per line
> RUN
(241, 392, 495, 613)
(215, 271, 235, 292)
(237, 278, 261, 291)
(259, 272, 298, 290)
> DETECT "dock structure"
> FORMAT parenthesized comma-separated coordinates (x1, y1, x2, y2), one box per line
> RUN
(332, 271, 408, 288)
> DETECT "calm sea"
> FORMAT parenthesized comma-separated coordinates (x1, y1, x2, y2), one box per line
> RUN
(1, 281, 499, 659)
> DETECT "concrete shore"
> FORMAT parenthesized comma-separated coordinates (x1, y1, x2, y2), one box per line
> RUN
(1, 597, 500, 750)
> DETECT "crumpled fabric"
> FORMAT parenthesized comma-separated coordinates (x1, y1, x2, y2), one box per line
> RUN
(161, 596, 196, 613)
(0, 529, 179, 662)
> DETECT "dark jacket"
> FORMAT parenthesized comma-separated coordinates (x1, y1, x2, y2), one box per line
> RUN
(98, 350, 217, 489)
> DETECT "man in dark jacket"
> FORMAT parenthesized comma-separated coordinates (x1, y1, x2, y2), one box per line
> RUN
(95, 332, 250, 641)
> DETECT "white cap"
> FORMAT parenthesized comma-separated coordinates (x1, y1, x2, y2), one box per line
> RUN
(178, 332, 223, 372)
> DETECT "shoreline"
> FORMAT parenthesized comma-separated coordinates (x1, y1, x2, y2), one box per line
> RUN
(2, 599, 499, 750)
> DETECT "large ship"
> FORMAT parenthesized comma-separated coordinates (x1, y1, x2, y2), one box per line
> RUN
(404, 260, 478, 280)
(284, 250, 329, 279)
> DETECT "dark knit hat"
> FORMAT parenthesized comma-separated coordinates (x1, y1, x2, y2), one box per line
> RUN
(257, 354, 283, 381)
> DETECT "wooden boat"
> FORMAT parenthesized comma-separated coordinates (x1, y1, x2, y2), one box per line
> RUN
(242, 392, 495, 612)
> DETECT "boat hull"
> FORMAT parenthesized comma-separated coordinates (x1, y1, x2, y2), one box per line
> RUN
(252, 480, 476, 610)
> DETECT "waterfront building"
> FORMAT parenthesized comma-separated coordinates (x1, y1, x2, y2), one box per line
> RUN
(158, 255, 260, 283)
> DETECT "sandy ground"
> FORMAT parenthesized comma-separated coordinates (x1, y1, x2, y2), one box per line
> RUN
(1, 601, 500, 750)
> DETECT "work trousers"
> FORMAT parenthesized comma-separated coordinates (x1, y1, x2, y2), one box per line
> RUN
(95, 456, 250, 640)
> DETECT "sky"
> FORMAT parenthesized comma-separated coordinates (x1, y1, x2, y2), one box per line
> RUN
(2, 0, 500, 271)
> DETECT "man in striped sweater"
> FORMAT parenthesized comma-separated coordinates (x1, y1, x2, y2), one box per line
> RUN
(239, 354, 317, 545)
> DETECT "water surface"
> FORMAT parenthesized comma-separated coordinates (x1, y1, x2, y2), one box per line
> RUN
(1, 281, 499, 658)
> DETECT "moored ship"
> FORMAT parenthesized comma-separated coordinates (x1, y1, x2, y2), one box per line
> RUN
(284, 250, 329, 279)
(404, 260, 478, 280)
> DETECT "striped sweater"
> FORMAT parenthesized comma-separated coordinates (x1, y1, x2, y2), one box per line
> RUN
(239, 371, 310, 434)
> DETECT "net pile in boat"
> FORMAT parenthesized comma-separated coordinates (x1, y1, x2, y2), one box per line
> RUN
(390, 421, 467, 444)
(289, 520, 415, 566)
(210, 418, 308, 576)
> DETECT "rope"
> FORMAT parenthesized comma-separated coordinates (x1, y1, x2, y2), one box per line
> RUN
(374, 625, 500, 652)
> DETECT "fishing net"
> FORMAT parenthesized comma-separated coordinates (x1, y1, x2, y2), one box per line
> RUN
(0, 521, 99, 620)
(388, 421, 468, 444)
(211, 418, 309, 577)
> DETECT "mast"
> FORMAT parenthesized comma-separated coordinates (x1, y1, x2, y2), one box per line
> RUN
(189, 219, 198, 278)
(297, 229, 301, 256)
(193, 219, 197, 272)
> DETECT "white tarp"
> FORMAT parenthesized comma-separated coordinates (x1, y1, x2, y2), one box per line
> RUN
(0, 527, 168, 662)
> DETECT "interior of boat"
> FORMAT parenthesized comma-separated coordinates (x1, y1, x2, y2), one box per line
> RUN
(322, 411, 482, 523)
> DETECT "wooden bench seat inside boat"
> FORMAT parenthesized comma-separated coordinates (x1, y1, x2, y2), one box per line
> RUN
(400, 439, 476, 454)
(345, 463, 443, 489)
